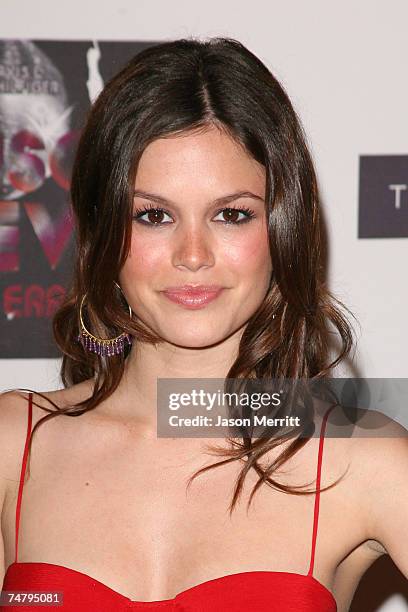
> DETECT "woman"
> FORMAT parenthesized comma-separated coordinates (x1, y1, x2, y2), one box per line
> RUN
(0, 37, 407, 612)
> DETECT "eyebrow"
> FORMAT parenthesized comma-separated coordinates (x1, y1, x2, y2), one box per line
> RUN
(133, 189, 264, 208)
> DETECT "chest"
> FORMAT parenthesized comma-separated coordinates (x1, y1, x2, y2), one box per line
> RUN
(1, 412, 360, 601)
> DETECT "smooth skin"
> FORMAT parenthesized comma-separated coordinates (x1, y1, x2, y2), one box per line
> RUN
(0, 125, 407, 611)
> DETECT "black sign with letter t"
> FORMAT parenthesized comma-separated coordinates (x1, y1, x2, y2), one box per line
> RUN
(358, 155, 408, 238)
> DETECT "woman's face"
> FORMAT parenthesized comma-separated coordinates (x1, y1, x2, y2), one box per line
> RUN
(119, 125, 272, 349)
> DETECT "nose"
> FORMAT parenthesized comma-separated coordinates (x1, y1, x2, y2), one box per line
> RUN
(172, 224, 215, 272)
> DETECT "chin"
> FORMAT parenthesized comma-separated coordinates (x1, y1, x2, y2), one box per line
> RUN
(169, 337, 222, 350)
(164, 330, 228, 349)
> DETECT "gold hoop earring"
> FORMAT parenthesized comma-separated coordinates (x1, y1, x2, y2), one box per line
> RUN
(76, 281, 133, 357)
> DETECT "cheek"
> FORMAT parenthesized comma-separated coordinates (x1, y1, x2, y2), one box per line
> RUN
(123, 234, 168, 278)
(224, 232, 270, 274)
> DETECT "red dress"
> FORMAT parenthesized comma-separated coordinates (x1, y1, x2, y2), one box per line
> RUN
(1, 392, 337, 610)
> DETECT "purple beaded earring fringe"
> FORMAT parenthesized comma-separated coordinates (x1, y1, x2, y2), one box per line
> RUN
(76, 330, 132, 357)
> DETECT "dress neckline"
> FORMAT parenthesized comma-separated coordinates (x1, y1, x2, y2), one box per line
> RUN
(6, 561, 337, 608)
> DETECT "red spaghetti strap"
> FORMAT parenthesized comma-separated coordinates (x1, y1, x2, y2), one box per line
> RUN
(14, 392, 33, 563)
(307, 402, 337, 577)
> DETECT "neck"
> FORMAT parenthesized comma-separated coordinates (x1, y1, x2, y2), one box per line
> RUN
(110, 331, 242, 430)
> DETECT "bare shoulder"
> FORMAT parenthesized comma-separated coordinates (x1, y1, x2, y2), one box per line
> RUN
(30, 378, 96, 413)
(0, 379, 96, 460)
(325, 401, 408, 455)
(0, 377, 98, 480)
(326, 401, 408, 438)
(0, 390, 33, 589)
(0, 388, 42, 580)
(0, 390, 37, 485)
(0, 384, 91, 582)
(326, 403, 408, 556)
(325, 401, 408, 478)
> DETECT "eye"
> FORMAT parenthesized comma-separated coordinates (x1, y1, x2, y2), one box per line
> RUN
(132, 204, 256, 226)
(213, 207, 255, 224)
(133, 206, 172, 225)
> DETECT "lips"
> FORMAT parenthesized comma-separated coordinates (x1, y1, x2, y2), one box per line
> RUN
(163, 285, 223, 293)
(161, 286, 224, 309)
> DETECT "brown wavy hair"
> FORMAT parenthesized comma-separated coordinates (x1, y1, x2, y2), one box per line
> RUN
(10, 36, 356, 514)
